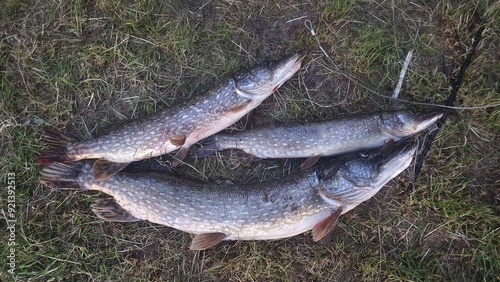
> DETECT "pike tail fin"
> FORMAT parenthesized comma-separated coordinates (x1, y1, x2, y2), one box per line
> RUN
(194, 136, 220, 158)
(39, 162, 88, 190)
(37, 127, 78, 165)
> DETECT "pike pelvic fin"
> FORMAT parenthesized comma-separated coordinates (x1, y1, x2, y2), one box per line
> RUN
(170, 146, 190, 168)
(93, 159, 129, 181)
(379, 138, 395, 156)
(39, 162, 86, 190)
(190, 232, 228, 250)
(92, 198, 140, 222)
(312, 208, 342, 242)
(300, 155, 321, 170)
(194, 136, 219, 158)
(37, 127, 78, 165)
(318, 228, 335, 245)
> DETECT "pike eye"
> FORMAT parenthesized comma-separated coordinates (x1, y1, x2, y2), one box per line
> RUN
(360, 151, 369, 158)
(410, 109, 417, 114)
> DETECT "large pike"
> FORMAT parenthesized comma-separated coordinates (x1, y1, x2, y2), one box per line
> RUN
(196, 110, 441, 168)
(37, 54, 303, 180)
(40, 141, 417, 250)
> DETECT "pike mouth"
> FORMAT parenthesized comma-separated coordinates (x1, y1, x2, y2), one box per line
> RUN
(235, 54, 302, 99)
(271, 54, 303, 92)
(414, 111, 443, 132)
(371, 142, 417, 188)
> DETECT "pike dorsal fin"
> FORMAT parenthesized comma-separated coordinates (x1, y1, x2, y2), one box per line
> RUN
(93, 159, 129, 181)
(300, 155, 321, 170)
(190, 232, 228, 250)
(91, 198, 140, 222)
(312, 208, 343, 242)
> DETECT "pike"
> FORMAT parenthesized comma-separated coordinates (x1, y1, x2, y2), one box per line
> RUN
(37, 54, 303, 180)
(40, 141, 417, 250)
(196, 110, 442, 169)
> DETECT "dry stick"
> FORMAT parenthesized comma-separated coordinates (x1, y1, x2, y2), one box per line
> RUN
(306, 18, 491, 190)
(304, 21, 499, 110)
(393, 50, 413, 99)
(409, 22, 486, 191)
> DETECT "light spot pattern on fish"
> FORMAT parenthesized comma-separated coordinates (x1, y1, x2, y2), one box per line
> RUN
(37, 54, 303, 180)
(198, 111, 442, 160)
(40, 141, 417, 249)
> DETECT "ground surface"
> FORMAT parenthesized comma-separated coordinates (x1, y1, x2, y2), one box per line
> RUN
(1, 0, 499, 281)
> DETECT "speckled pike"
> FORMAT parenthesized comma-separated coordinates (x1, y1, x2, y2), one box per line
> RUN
(196, 110, 441, 168)
(37, 54, 303, 180)
(40, 141, 417, 250)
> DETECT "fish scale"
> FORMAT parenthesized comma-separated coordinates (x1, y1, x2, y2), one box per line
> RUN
(83, 167, 326, 232)
(197, 111, 442, 163)
(37, 54, 303, 180)
(40, 141, 417, 250)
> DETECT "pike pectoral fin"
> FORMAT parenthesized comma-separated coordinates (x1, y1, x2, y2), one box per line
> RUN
(300, 155, 321, 170)
(91, 198, 140, 222)
(312, 208, 343, 242)
(190, 232, 228, 250)
(93, 159, 130, 181)
(171, 146, 190, 168)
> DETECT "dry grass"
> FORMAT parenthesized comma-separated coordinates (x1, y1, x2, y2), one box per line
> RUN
(1, 0, 498, 281)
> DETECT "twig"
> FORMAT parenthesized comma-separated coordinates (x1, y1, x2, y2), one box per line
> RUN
(393, 50, 413, 99)
(409, 20, 487, 191)
(305, 18, 498, 110)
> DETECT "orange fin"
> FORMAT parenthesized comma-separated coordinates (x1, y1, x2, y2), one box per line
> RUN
(190, 232, 227, 250)
(37, 127, 78, 165)
(170, 134, 186, 146)
(91, 198, 140, 222)
(93, 159, 129, 181)
(300, 155, 321, 170)
(171, 146, 190, 168)
(312, 208, 343, 242)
